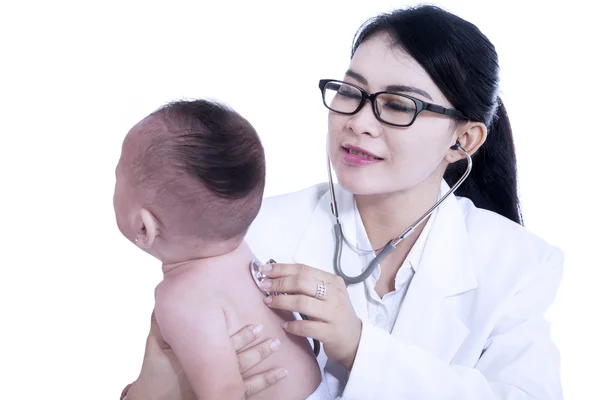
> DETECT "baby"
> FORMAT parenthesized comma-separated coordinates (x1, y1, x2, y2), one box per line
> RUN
(113, 99, 328, 399)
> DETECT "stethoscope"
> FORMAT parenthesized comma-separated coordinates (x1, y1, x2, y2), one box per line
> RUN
(328, 141, 473, 285)
(250, 141, 472, 356)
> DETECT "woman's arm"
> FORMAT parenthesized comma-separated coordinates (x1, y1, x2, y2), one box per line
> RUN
(262, 248, 563, 399)
(346, 250, 563, 399)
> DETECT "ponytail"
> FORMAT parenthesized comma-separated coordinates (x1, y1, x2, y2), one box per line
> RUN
(444, 98, 523, 225)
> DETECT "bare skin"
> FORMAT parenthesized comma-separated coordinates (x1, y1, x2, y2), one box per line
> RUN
(152, 241, 321, 400)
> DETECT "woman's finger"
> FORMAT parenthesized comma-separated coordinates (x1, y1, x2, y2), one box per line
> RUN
(236, 337, 282, 374)
(231, 324, 263, 352)
(281, 319, 330, 343)
(260, 274, 326, 299)
(259, 263, 335, 283)
(264, 294, 330, 321)
(243, 368, 288, 399)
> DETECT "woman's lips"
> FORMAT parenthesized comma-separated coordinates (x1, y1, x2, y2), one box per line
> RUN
(342, 146, 383, 166)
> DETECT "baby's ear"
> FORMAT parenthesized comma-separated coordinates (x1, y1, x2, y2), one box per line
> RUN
(136, 208, 159, 249)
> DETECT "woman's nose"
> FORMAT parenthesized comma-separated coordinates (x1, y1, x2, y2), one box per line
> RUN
(346, 99, 383, 138)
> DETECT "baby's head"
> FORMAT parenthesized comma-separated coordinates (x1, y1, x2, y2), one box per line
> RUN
(113, 99, 265, 262)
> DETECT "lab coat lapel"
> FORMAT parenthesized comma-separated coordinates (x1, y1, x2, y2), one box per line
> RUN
(390, 184, 478, 363)
(292, 184, 369, 320)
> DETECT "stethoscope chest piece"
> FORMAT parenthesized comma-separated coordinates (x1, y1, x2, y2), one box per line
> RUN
(250, 259, 279, 296)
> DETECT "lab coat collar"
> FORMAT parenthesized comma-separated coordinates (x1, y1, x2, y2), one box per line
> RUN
(292, 180, 477, 363)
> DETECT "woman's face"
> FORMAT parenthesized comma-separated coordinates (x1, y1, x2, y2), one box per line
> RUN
(327, 34, 460, 196)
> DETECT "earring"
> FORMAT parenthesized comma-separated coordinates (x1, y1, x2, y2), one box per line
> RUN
(135, 235, 140, 243)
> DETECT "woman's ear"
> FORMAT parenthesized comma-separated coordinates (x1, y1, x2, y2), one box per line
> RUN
(445, 121, 487, 163)
(135, 208, 159, 249)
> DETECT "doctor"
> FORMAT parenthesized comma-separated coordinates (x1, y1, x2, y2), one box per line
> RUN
(122, 4, 563, 400)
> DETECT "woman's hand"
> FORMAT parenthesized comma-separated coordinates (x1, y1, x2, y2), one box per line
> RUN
(259, 263, 363, 371)
(122, 311, 287, 400)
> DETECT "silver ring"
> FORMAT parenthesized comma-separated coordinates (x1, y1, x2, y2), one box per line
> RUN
(315, 281, 327, 299)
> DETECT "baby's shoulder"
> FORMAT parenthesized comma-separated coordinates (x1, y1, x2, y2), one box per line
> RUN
(154, 268, 220, 306)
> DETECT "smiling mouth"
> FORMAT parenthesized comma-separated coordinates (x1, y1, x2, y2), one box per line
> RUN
(343, 146, 383, 160)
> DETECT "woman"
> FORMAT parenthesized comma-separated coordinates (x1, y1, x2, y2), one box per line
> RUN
(123, 4, 563, 399)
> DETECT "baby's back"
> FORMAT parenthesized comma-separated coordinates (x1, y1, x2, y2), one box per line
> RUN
(220, 258, 323, 400)
(160, 249, 323, 400)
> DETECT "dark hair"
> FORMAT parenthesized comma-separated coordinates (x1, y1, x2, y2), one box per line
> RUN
(351, 5, 523, 225)
(134, 99, 265, 241)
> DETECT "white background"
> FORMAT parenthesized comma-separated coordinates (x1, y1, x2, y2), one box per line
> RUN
(0, 0, 597, 398)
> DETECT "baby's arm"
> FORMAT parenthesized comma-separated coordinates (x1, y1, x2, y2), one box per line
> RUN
(153, 279, 245, 400)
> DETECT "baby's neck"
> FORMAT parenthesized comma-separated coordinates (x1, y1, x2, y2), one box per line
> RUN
(161, 240, 254, 276)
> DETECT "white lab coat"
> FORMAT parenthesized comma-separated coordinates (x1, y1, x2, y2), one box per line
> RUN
(245, 180, 564, 400)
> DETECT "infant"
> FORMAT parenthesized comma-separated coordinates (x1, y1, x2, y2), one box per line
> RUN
(113, 99, 328, 399)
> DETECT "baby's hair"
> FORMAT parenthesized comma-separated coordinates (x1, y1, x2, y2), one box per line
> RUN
(130, 98, 265, 242)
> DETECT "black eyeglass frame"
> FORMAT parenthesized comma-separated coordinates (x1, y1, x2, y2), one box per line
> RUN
(318, 79, 469, 127)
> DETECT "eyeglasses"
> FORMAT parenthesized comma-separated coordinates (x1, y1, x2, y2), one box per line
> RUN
(318, 79, 468, 127)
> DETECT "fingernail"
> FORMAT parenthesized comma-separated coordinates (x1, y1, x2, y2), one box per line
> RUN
(275, 368, 288, 379)
(259, 279, 271, 289)
(269, 339, 281, 351)
(252, 324, 263, 336)
(259, 264, 272, 272)
(263, 296, 272, 305)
